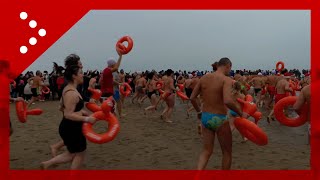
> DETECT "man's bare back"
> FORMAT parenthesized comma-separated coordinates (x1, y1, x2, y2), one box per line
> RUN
(190, 77, 200, 90)
(31, 76, 41, 89)
(200, 73, 232, 114)
(276, 78, 291, 94)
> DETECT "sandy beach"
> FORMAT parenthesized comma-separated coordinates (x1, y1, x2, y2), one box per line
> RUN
(9, 97, 310, 170)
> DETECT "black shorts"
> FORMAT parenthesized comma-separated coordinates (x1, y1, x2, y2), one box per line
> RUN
(59, 119, 86, 153)
(147, 91, 156, 99)
(185, 88, 193, 98)
(254, 88, 262, 94)
(136, 86, 144, 94)
(31, 88, 38, 97)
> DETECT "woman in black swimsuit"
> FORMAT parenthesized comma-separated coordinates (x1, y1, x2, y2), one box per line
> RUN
(144, 72, 158, 114)
(40, 65, 96, 170)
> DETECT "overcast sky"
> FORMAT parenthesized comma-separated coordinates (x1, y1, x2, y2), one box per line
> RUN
(26, 10, 310, 73)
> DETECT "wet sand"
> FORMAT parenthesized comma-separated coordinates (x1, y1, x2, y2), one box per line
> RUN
(9, 97, 310, 170)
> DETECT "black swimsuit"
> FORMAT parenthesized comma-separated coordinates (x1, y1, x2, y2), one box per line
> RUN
(59, 90, 86, 153)
(147, 90, 156, 99)
(185, 88, 193, 98)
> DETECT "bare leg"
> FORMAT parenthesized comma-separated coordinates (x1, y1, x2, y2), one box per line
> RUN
(41, 151, 74, 170)
(131, 91, 138, 104)
(115, 100, 124, 118)
(70, 151, 86, 170)
(164, 94, 175, 123)
(50, 140, 64, 157)
(27, 97, 37, 108)
(197, 125, 215, 170)
(216, 121, 232, 170)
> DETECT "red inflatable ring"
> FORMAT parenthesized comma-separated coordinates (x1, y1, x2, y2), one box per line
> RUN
(116, 36, 134, 55)
(177, 84, 184, 91)
(101, 97, 115, 114)
(177, 91, 189, 101)
(85, 102, 102, 112)
(88, 88, 102, 101)
(156, 81, 163, 89)
(120, 83, 132, 97)
(276, 61, 285, 72)
(234, 117, 268, 146)
(15, 101, 43, 123)
(82, 111, 120, 144)
(41, 86, 50, 94)
(252, 111, 262, 124)
(274, 96, 308, 127)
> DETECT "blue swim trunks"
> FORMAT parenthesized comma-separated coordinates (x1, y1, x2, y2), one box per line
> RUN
(113, 90, 120, 102)
(229, 110, 239, 117)
(201, 112, 227, 131)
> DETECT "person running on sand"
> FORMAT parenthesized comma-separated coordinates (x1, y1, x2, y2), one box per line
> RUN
(27, 70, 43, 108)
(267, 75, 293, 123)
(41, 65, 96, 170)
(190, 58, 244, 170)
(144, 72, 159, 114)
(160, 69, 177, 123)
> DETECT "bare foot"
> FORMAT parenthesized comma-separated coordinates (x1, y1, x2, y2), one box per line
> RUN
(50, 145, 58, 157)
(165, 119, 173, 123)
(40, 162, 49, 170)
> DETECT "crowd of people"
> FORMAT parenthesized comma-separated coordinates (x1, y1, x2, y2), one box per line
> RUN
(8, 52, 311, 170)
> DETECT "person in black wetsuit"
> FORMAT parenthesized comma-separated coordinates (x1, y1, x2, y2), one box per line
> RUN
(40, 65, 96, 170)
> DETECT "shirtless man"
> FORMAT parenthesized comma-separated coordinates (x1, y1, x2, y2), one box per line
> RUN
(27, 70, 43, 108)
(187, 72, 202, 114)
(185, 74, 193, 99)
(248, 73, 265, 107)
(184, 74, 194, 117)
(131, 73, 143, 104)
(300, 75, 310, 89)
(134, 74, 147, 105)
(154, 73, 168, 109)
(266, 73, 278, 108)
(293, 85, 310, 144)
(267, 75, 293, 122)
(119, 69, 126, 105)
(190, 58, 244, 170)
(119, 69, 125, 83)
(234, 72, 242, 81)
(161, 69, 176, 123)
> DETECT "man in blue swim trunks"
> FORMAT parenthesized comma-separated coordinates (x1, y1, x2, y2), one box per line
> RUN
(190, 57, 245, 170)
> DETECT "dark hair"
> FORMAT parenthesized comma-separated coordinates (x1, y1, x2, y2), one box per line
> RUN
(53, 62, 59, 70)
(147, 72, 154, 80)
(212, 62, 218, 71)
(218, 57, 232, 67)
(166, 69, 174, 76)
(64, 54, 80, 68)
(91, 73, 98, 78)
(64, 65, 81, 82)
(281, 68, 288, 75)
